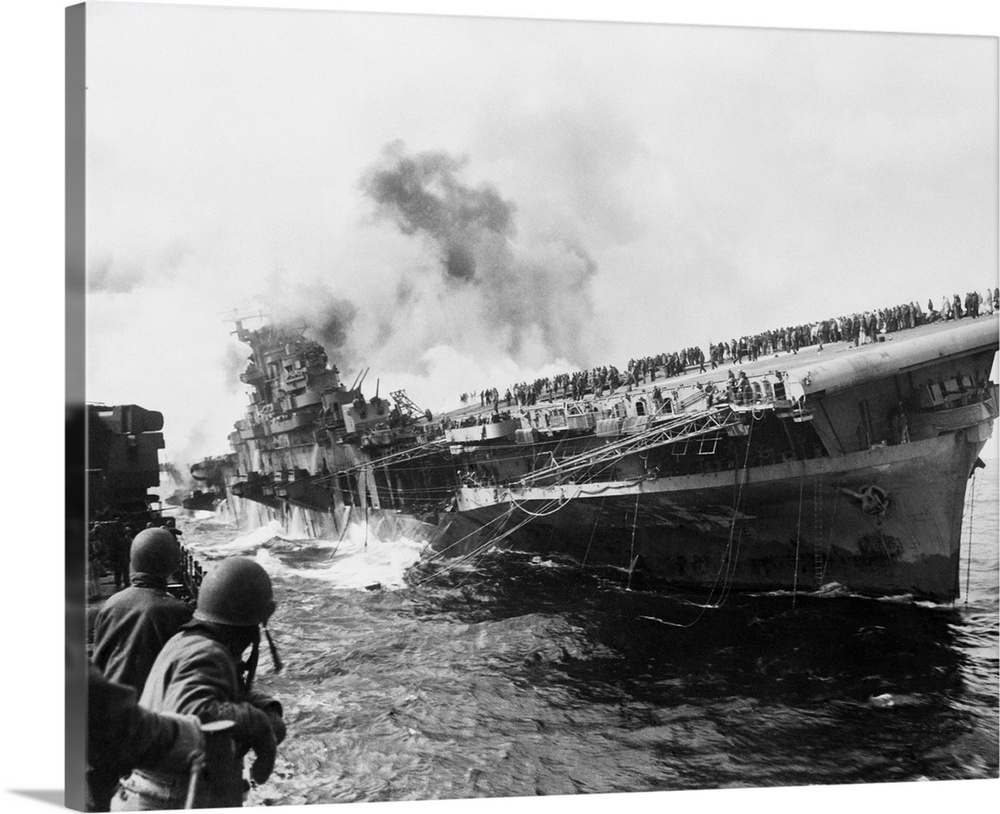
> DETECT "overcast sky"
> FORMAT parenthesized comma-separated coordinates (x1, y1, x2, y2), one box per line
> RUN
(0, 3, 996, 813)
(81, 1, 998, 467)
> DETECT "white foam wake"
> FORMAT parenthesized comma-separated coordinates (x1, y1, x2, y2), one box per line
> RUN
(186, 518, 425, 591)
(193, 520, 286, 556)
(254, 522, 426, 591)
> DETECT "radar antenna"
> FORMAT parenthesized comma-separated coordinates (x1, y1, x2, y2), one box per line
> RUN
(223, 308, 269, 338)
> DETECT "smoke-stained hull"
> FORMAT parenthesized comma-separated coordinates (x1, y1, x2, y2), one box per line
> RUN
(213, 313, 999, 602)
(436, 429, 983, 598)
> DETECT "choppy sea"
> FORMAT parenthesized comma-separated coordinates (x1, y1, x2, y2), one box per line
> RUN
(173, 465, 999, 807)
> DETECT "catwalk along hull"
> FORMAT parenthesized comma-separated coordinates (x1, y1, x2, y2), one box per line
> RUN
(216, 312, 999, 601)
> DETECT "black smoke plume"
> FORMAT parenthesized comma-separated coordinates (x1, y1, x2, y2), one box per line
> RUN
(359, 142, 601, 367)
(362, 141, 516, 283)
(262, 273, 359, 371)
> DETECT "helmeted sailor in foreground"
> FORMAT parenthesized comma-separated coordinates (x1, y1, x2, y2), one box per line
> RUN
(113, 557, 286, 810)
(91, 528, 195, 809)
(92, 527, 194, 694)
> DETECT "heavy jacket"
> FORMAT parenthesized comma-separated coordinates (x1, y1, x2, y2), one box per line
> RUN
(117, 621, 283, 809)
(91, 574, 194, 694)
(87, 663, 192, 811)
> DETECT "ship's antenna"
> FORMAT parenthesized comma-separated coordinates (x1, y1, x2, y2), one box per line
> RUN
(375, 378, 380, 399)
(223, 307, 269, 333)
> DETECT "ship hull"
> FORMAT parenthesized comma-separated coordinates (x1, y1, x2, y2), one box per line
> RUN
(214, 313, 998, 603)
(432, 428, 988, 600)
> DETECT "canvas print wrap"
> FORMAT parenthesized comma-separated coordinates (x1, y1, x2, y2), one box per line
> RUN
(68, 2, 999, 811)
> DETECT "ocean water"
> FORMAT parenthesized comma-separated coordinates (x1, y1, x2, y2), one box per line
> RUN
(175, 464, 999, 806)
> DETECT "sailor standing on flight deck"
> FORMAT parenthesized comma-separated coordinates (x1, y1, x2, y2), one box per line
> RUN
(113, 557, 287, 810)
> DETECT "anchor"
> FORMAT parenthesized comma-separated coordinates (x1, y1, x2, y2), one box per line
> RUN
(838, 484, 890, 522)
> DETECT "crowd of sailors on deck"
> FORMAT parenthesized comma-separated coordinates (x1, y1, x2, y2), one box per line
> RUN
(457, 290, 998, 411)
(708, 289, 999, 369)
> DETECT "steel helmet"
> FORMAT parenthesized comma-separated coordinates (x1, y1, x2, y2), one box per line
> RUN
(194, 557, 276, 627)
(129, 527, 181, 578)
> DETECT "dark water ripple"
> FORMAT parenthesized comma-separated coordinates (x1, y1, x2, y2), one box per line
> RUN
(179, 468, 998, 805)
